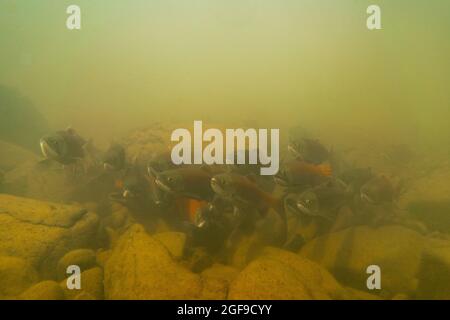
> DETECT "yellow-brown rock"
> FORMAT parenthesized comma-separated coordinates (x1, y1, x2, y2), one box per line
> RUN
(20, 280, 65, 300)
(0, 194, 100, 277)
(228, 247, 349, 300)
(0, 255, 39, 297)
(61, 267, 104, 300)
(299, 225, 424, 296)
(104, 224, 204, 299)
(57, 249, 97, 280)
(154, 232, 187, 259)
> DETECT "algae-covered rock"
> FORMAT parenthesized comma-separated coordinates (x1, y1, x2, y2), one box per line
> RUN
(299, 225, 424, 296)
(199, 277, 228, 300)
(0, 256, 39, 297)
(61, 267, 104, 300)
(199, 264, 239, 300)
(154, 232, 187, 259)
(73, 292, 96, 300)
(201, 264, 239, 286)
(103, 203, 132, 230)
(20, 280, 65, 300)
(182, 247, 214, 273)
(344, 287, 383, 300)
(228, 247, 349, 300)
(229, 233, 265, 269)
(104, 224, 204, 299)
(96, 249, 111, 268)
(0, 194, 100, 277)
(57, 249, 97, 280)
(399, 165, 450, 233)
(109, 207, 130, 229)
(417, 238, 450, 299)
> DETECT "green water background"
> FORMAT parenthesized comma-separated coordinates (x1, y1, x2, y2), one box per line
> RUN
(1, 0, 449, 152)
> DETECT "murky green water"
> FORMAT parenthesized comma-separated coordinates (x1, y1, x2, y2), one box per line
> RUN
(0, 1, 449, 300)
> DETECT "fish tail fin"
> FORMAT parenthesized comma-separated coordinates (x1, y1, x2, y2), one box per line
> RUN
(317, 163, 332, 177)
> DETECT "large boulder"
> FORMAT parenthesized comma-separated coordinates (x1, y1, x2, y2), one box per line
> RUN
(104, 224, 209, 299)
(299, 225, 425, 297)
(399, 164, 450, 233)
(417, 238, 450, 299)
(56, 249, 97, 280)
(153, 232, 187, 259)
(61, 267, 104, 300)
(0, 194, 100, 277)
(228, 247, 351, 300)
(200, 264, 240, 300)
(19, 280, 65, 300)
(0, 256, 39, 298)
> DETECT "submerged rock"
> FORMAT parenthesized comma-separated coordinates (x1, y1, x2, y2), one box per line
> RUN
(200, 264, 240, 300)
(56, 249, 97, 280)
(399, 165, 450, 232)
(182, 247, 214, 273)
(417, 238, 450, 299)
(154, 232, 187, 259)
(0, 194, 100, 277)
(20, 280, 65, 300)
(199, 276, 228, 300)
(228, 247, 350, 300)
(104, 224, 204, 299)
(96, 249, 111, 268)
(61, 267, 104, 300)
(299, 225, 424, 297)
(201, 264, 239, 286)
(0, 256, 39, 297)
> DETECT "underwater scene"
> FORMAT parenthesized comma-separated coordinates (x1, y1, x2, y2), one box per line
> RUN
(0, 0, 450, 300)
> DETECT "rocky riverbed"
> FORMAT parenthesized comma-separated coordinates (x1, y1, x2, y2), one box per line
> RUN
(0, 190, 449, 300)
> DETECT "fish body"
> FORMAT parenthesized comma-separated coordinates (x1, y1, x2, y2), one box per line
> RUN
(118, 165, 149, 200)
(39, 128, 86, 165)
(174, 197, 209, 224)
(103, 144, 126, 171)
(154, 167, 215, 201)
(360, 175, 397, 204)
(339, 166, 373, 193)
(275, 160, 332, 188)
(148, 150, 177, 173)
(285, 179, 350, 221)
(211, 173, 280, 214)
(211, 172, 287, 245)
(288, 138, 330, 164)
